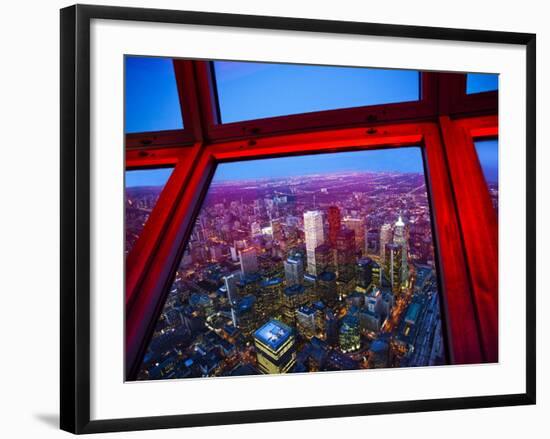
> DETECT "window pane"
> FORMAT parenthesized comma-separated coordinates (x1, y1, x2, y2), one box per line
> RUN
(133, 147, 450, 381)
(474, 139, 499, 212)
(214, 61, 420, 123)
(466, 73, 498, 94)
(125, 56, 184, 133)
(125, 168, 173, 256)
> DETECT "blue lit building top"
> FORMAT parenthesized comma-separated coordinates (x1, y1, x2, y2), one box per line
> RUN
(235, 295, 256, 313)
(297, 305, 316, 316)
(313, 300, 325, 311)
(254, 319, 294, 351)
(260, 277, 283, 288)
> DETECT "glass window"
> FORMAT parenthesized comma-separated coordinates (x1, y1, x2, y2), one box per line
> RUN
(466, 73, 498, 94)
(132, 147, 449, 381)
(213, 61, 420, 123)
(125, 56, 184, 133)
(474, 139, 498, 211)
(125, 168, 173, 256)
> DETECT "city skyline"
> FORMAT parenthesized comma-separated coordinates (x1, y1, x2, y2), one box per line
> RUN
(126, 147, 426, 188)
(127, 147, 452, 381)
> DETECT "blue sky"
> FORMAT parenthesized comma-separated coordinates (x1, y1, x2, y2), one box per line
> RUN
(474, 139, 498, 183)
(213, 61, 419, 123)
(466, 73, 499, 94)
(125, 57, 183, 133)
(126, 168, 173, 188)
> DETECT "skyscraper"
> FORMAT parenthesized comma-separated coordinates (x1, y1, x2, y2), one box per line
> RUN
(314, 243, 334, 273)
(385, 242, 403, 294)
(284, 255, 304, 286)
(223, 273, 240, 305)
(335, 228, 356, 281)
(356, 257, 380, 291)
(339, 314, 361, 353)
(343, 217, 365, 252)
(393, 216, 409, 283)
(304, 210, 325, 275)
(328, 206, 341, 247)
(365, 228, 379, 255)
(317, 271, 337, 307)
(379, 223, 392, 264)
(239, 247, 259, 276)
(296, 305, 316, 339)
(223, 273, 241, 326)
(253, 319, 296, 374)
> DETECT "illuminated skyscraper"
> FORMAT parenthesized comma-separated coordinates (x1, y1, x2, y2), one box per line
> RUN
(304, 210, 325, 275)
(239, 247, 259, 276)
(356, 257, 380, 291)
(393, 216, 409, 283)
(253, 319, 296, 374)
(282, 284, 308, 325)
(284, 255, 304, 286)
(233, 295, 257, 335)
(384, 243, 403, 294)
(339, 314, 361, 353)
(296, 305, 316, 339)
(223, 273, 240, 305)
(328, 206, 341, 247)
(258, 277, 283, 318)
(379, 223, 392, 264)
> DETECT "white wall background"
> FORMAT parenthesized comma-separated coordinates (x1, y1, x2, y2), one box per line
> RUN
(0, 0, 546, 437)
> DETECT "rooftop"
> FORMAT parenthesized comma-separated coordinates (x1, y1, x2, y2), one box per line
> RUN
(260, 277, 283, 287)
(254, 319, 293, 350)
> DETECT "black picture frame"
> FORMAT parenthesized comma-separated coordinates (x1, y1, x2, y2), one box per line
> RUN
(60, 4, 536, 434)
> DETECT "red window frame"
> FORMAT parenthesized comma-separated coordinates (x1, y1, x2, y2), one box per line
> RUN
(124, 60, 498, 380)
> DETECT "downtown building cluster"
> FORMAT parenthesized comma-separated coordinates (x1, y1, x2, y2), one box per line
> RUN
(129, 171, 446, 380)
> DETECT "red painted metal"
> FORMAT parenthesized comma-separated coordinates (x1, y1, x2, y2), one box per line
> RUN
(423, 124, 484, 363)
(126, 147, 215, 378)
(125, 144, 203, 310)
(123, 61, 499, 378)
(438, 72, 498, 117)
(126, 129, 195, 149)
(206, 72, 439, 142)
(439, 115, 499, 362)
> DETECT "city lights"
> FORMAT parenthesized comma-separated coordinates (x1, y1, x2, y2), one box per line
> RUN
(127, 147, 458, 380)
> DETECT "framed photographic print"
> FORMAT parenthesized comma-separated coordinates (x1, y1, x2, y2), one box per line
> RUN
(60, 4, 536, 434)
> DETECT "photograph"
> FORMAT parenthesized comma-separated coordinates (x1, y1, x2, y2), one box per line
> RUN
(125, 57, 499, 381)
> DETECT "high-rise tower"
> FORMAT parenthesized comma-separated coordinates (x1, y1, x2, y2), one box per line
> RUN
(328, 206, 341, 247)
(379, 223, 392, 264)
(304, 210, 325, 275)
(393, 216, 409, 283)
